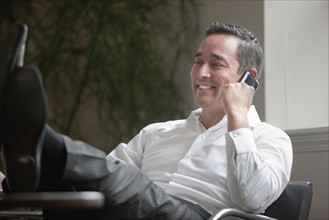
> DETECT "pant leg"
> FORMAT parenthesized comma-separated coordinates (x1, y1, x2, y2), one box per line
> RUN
(43, 135, 208, 220)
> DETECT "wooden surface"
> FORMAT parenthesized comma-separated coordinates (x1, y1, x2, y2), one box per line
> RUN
(0, 191, 104, 209)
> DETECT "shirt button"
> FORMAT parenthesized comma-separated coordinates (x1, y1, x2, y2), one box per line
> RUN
(186, 154, 191, 159)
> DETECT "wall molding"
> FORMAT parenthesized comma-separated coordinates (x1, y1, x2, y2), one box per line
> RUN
(286, 127, 329, 153)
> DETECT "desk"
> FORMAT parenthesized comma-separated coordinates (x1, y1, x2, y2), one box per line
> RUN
(0, 191, 104, 219)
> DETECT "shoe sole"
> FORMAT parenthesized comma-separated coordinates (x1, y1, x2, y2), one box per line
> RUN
(1, 66, 47, 192)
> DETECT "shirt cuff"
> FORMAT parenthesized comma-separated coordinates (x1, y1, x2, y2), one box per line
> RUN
(228, 128, 257, 154)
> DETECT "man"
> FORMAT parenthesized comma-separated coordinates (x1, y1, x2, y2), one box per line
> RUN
(0, 21, 293, 219)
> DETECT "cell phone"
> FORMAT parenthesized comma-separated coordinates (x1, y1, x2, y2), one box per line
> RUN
(239, 70, 259, 90)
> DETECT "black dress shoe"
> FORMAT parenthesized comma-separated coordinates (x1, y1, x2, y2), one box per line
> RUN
(0, 22, 28, 109)
(0, 66, 47, 192)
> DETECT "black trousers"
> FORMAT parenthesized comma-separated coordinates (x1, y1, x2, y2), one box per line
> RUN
(43, 135, 211, 220)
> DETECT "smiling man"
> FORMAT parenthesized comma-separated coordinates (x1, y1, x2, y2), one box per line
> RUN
(191, 33, 254, 129)
(1, 21, 292, 220)
(108, 21, 292, 216)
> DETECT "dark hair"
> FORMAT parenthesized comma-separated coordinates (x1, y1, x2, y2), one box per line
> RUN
(206, 21, 264, 78)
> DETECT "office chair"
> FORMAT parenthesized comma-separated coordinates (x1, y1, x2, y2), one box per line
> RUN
(209, 181, 313, 220)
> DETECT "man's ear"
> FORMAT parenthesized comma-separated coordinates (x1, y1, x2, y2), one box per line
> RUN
(249, 68, 258, 78)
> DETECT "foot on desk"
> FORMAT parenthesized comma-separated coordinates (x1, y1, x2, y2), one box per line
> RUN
(0, 22, 28, 110)
(0, 66, 47, 192)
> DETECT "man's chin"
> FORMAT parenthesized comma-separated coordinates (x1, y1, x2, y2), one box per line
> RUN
(195, 100, 213, 108)
(195, 97, 222, 110)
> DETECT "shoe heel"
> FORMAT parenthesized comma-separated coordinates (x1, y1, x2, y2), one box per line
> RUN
(7, 157, 39, 191)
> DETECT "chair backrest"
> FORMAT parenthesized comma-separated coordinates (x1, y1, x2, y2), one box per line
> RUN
(264, 181, 313, 220)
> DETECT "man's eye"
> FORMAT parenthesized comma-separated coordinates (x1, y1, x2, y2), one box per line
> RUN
(194, 60, 203, 65)
(211, 63, 224, 68)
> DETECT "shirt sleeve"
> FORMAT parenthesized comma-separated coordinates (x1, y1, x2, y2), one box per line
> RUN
(225, 123, 293, 213)
(106, 123, 159, 167)
(107, 132, 145, 167)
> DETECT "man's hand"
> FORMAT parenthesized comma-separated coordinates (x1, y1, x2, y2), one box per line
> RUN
(0, 171, 5, 191)
(220, 82, 255, 131)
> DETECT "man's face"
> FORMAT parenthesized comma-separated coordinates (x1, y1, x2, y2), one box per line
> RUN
(190, 34, 242, 110)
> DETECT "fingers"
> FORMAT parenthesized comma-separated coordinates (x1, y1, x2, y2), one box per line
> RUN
(0, 171, 5, 191)
(223, 82, 255, 92)
(220, 82, 255, 115)
(221, 82, 255, 102)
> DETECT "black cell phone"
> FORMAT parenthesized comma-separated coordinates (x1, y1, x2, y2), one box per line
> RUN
(239, 71, 259, 90)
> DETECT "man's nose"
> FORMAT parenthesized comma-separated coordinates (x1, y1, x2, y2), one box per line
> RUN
(198, 65, 211, 78)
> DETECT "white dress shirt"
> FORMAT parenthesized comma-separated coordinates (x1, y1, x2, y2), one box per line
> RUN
(107, 106, 293, 214)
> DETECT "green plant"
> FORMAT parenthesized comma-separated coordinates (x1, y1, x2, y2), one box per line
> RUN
(0, 0, 200, 152)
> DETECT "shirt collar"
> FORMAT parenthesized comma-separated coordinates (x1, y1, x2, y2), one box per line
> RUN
(188, 105, 261, 130)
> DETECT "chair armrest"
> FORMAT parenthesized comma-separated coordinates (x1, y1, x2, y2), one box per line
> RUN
(209, 208, 278, 220)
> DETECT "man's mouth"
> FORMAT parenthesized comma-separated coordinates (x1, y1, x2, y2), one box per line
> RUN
(197, 84, 215, 90)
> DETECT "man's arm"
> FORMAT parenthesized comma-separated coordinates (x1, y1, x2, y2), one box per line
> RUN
(107, 123, 161, 167)
(221, 82, 255, 132)
(225, 125, 293, 213)
(221, 82, 293, 213)
(107, 135, 144, 167)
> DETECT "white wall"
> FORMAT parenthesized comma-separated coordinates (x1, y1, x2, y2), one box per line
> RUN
(264, 1, 329, 219)
(264, 0, 328, 130)
(287, 127, 329, 220)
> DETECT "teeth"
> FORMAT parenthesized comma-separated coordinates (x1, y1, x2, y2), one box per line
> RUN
(198, 84, 212, 89)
